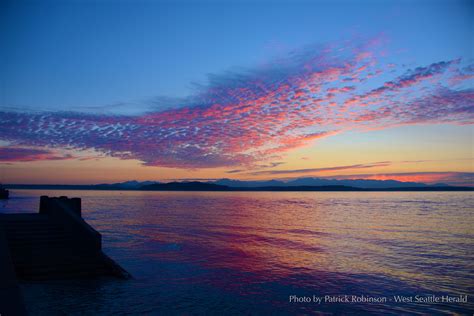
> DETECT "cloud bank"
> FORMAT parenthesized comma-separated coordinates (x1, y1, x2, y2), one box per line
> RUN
(1, 37, 473, 168)
(0, 147, 72, 162)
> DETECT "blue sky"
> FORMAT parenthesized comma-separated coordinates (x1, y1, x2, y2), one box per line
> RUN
(1, 0, 472, 114)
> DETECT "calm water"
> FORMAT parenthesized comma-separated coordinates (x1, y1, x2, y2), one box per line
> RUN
(1, 190, 473, 315)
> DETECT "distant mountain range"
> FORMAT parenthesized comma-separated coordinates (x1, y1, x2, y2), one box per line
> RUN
(139, 182, 472, 191)
(212, 178, 450, 189)
(4, 177, 473, 191)
(4, 181, 160, 190)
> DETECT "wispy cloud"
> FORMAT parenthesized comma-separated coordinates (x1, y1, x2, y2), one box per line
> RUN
(247, 161, 392, 176)
(0, 147, 73, 162)
(226, 161, 285, 174)
(0, 37, 473, 168)
(226, 169, 245, 174)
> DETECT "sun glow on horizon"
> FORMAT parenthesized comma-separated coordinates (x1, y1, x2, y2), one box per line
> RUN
(0, 1, 472, 186)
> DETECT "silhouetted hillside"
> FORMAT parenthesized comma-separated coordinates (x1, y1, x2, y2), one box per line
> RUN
(140, 182, 230, 191)
(213, 177, 428, 188)
(139, 182, 473, 192)
(5, 181, 473, 191)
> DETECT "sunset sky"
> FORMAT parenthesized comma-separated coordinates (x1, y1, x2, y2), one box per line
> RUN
(1, 0, 473, 185)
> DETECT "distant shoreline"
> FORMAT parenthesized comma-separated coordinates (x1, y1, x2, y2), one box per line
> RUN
(4, 183, 474, 192)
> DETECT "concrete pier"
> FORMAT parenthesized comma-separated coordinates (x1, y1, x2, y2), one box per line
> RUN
(0, 196, 129, 314)
(0, 223, 27, 316)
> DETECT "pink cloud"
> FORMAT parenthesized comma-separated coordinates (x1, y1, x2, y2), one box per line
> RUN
(0, 147, 73, 162)
(0, 37, 472, 169)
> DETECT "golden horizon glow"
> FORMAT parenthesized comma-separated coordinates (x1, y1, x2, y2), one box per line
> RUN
(2, 125, 472, 185)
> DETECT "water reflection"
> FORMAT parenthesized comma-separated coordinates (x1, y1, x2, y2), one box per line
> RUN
(2, 190, 473, 314)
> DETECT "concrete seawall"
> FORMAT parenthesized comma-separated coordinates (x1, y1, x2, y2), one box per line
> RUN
(0, 196, 129, 314)
(39, 196, 102, 251)
(0, 223, 27, 316)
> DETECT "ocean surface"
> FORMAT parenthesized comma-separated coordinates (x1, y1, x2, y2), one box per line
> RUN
(1, 190, 473, 315)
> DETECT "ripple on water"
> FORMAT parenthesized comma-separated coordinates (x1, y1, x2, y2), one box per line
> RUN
(1, 190, 472, 314)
